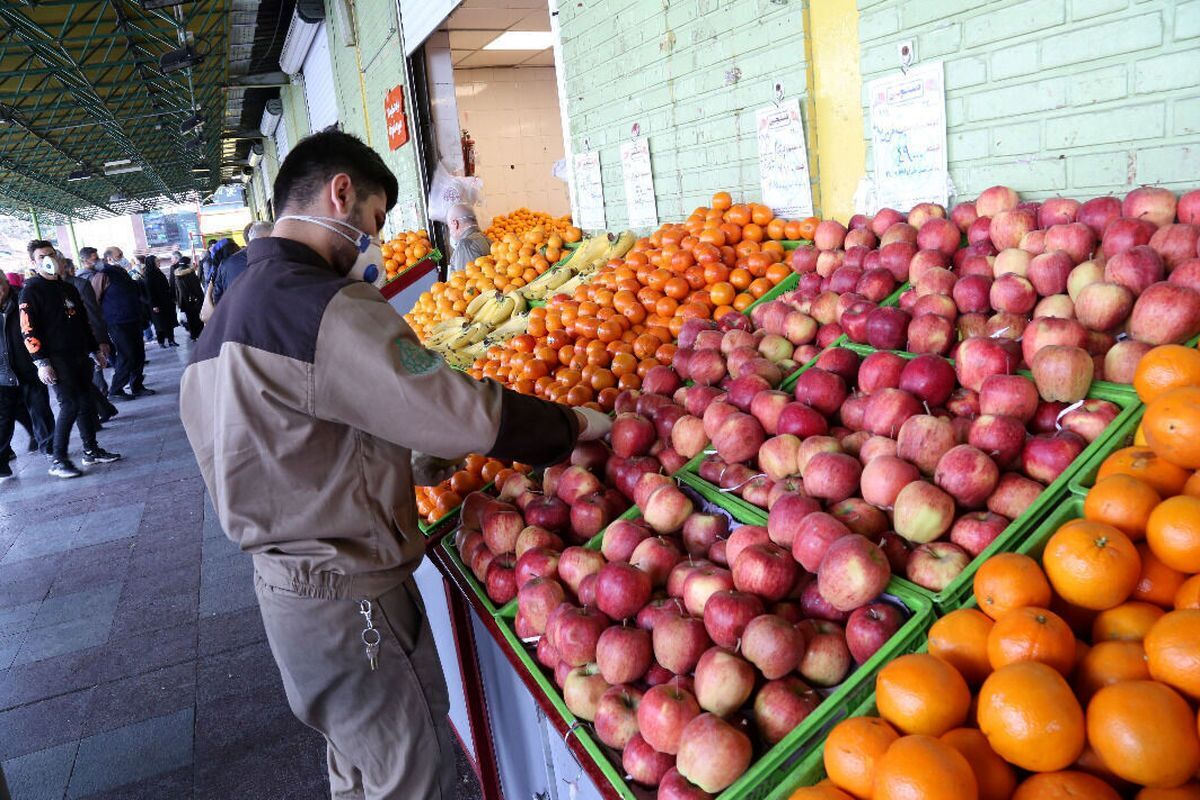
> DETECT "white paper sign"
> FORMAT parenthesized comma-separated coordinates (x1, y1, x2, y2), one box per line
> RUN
(573, 151, 606, 231)
(756, 98, 814, 219)
(620, 138, 659, 230)
(868, 61, 949, 212)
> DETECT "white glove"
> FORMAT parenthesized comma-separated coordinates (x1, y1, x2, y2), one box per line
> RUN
(36, 363, 57, 385)
(575, 407, 612, 442)
(411, 452, 460, 487)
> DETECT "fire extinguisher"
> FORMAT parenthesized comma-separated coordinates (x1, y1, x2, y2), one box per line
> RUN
(461, 130, 476, 177)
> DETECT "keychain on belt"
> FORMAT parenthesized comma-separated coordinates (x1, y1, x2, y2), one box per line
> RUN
(359, 599, 381, 671)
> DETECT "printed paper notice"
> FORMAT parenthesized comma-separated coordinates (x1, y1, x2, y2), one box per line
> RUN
(756, 98, 814, 219)
(868, 61, 948, 211)
(573, 151, 606, 230)
(620, 138, 659, 230)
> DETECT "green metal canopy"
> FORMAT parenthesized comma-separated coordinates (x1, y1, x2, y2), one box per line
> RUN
(0, 0, 232, 220)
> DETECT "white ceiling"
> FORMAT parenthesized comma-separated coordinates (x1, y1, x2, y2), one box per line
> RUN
(445, 0, 554, 69)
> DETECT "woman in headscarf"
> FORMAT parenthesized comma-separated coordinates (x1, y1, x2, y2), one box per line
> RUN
(143, 255, 178, 348)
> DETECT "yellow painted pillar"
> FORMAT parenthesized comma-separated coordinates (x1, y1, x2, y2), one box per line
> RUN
(808, 0, 867, 223)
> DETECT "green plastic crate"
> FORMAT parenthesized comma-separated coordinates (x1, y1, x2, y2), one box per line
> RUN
(489, 485, 934, 800)
(695, 342, 1141, 614)
(1068, 405, 1146, 497)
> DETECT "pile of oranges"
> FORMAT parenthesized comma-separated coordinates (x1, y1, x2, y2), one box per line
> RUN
(791, 341, 1200, 800)
(381, 230, 433, 281)
(484, 207, 580, 243)
(407, 225, 563, 340)
(465, 193, 810, 407)
(415, 454, 529, 526)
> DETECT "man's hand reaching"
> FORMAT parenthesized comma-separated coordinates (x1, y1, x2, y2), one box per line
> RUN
(575, 407, 612, 442)
(411, 452, 461, 487)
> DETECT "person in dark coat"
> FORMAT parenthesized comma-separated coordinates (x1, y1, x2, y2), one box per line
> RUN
(172, 256, 204, 341)
(0, 274, 55, 474)
(63, 253, 118, 424)
(95, 246, 153, 399)
(144, 255, 177, 348)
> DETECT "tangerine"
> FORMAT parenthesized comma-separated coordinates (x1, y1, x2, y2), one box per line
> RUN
(1133, 344, 1200, 403)
(1144, 609, 1200, 699)
(823, 716, 899, 799)
(875, 653, 971, 737)
(1075, 639, 1150, 703)
(1134, 541, 1188, 607)
(1011, 771, 1120, 800)
(786, 784, 854, 800)
(939, 727, 1017, 800)
(1175, 574, 1200, 608)
(987, 606, 1077, 675)
(1097, 447, 1192, 497)
(1083, 474, 1161, 540)
(711, 191, 732, 211)
(974, 553, 1053, 621)
(977, 661, 1085, 773)
(1144, 386, 1200, 469)
(928, 608, 995, 686)
(1136, 784, 1200, 800)
(1087, 680, 1200, 788)
(872, 734, 978, 800)
(1091, 601, 1166, 641)
(1042, 520, 1141, 611)
(1147, 495, 1200, 572)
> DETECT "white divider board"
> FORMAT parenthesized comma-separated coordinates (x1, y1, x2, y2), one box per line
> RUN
(412, 558, 475, 760)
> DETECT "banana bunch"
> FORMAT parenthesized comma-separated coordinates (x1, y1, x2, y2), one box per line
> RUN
(420, 316, 472, 349)
(469, 291, 527, 326)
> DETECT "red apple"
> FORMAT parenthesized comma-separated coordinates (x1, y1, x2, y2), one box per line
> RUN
(1102, 217, 1158, 258)
(481, 502, 524, 554)
(1180, 189, 1200, 225)
(893, 480, 955, 543)
(638, 683, 701, 756)
(988, 472, 1044, 520)
(990, 208, 1037, 250)
(682, 514, 729, 557)
(1060, 399, 1120, 443)
(1104, 339, 1153, 383)
(798, 626, 853, 687)
(623, 732, 676, 786)
(956, 337, 1020, 392)
(792, 512, 852, 572)
(818, 534, 891, 611)
(993, 247, 1032, 278)
(596, 624, 653, 685)
(631, 535, 684, 587)
(515, 526, 563, 559)
(653, 614, 712, 674)
(952, 273, 993, 314)
(1039, 197, 1081, 228)
(949, 511, 1010, 557)
(1031, 345, 1093, 402)
(803, 452, 863, 503)
(967, 414, 1027, 470)
(913, 292, 959, 320)
(896, 414, 958, 475)
(858, 351, 907, 393)
(776, 402, 829, 438)
(555, 605, 610, 666)
(1033, 294, 1075, 320)
(731, 542, 797, 602)
(767, 492, 820, 548)
(865, 307, 912, 351)
(682, 566, 734, 617)
(846, 601, 905, 663)
(1129, 281, 1200, 345)
(741, 614, 805, 679)
(946, 387, 982, 419)
(485, 553, 518, 605)
(1150, 223, 1200, 272)
(977, 185, 1019, 218)
(702, 590, 765, 649)
(1123, 185, 1176, 227)
(570, 493, 613, 542)
(1105, 244, 1165, 295)
(643, 484, 695, 535)
(557, 547, 606, 596)
(563, 662, 610, 721)
(934, 444, 1000, 509)
(989, 273, 1036, 315)
(638, 597, 686, 631)
(1079, 196, 1122, 239)
(595, 684, 644, 750)
(907, 313, 955, 356)
(658, 768, 713, 800)
(906, 541, 972, 591)
(693, 647, 755, 717)
(899, 354, 956, 407)
(1074, 282, 1133, 332)
(861, 455, 920, 509)
(859, 434, 899, 464)
(676, 713, 752, 793)
(917, 217, 960, 256)
(595, 562, 653, 621)
(1022, 430, 1086, 484)
(1027, 250, 1075, 296)
(515, 547, 561, 588)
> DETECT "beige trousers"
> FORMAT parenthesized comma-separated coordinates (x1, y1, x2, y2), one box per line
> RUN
(254, 573, 458, 800)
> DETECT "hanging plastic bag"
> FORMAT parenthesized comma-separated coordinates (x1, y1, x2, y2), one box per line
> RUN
(428, 160, 484, 222)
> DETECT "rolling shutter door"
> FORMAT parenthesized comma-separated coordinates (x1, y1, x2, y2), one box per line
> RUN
(302, 24, 338, 133)
(398, 0, 462, 56)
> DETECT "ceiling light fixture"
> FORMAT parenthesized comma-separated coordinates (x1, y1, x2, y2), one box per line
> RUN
(482, 31, 554, 51)
(139, 0, 193, 9)
(104, 162, 144, 175)
(104, 158, 133, 168)
(67, 169, 93, 182)
(160, 45, 204, 74)
(179, 112, 204, 134)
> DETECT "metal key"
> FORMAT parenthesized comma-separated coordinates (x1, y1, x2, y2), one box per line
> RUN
(359, 599, 381, 671)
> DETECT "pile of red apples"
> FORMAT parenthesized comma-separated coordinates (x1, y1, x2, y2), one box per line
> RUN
(457, 431, 913, 798)
(793, 185, 1200, 383)
(688, 341, 1120, 595)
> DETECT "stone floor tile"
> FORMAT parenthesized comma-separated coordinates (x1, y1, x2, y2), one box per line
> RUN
(95, 622, 198, 683)
(66, 708, 193, 799)
(1, 740, 78, 800)
(0, 688, 92, 760)
(11, 616, 114, 667)
(197, 606, 266, 657)
(75, 765, 193, 800)
(82, 661, 196, 738)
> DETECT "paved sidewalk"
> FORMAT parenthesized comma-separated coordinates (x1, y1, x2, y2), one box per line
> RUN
(0, 342, 481, 799)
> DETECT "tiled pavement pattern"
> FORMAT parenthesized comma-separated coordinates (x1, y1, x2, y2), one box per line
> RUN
(0, 343, 482, 799)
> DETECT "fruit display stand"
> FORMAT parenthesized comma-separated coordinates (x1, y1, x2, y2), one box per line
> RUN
(429, 480, 933, 800)
(382, 251, 441, 316)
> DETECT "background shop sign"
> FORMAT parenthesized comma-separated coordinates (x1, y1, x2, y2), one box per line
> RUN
(620, 137, 658, 230)
(385, 85, 409, 150)
(756, 97, 815, 219)
(868, 61, 948, 212)
(573, 150, 606, 230)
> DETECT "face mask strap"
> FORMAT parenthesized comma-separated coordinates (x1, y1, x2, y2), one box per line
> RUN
(278, 215, 375, 253)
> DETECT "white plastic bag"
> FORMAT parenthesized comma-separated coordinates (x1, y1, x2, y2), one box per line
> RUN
(428, 161, 484, 222)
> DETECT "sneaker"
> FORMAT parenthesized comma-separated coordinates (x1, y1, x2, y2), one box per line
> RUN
(131, 387, 156, 397)
(98, 406, 119, 424)
(26, 439, 39, 453)
(49, 460, 83, 479)
(168, 341, 179, 348)
(81, 448, 122, 465)
(109, 389, 132, 401)
(158, 342, 168, 349)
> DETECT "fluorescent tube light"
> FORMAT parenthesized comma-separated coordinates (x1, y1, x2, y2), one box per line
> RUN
(104, 159, 133, 168)
(483, 31, 553, 51)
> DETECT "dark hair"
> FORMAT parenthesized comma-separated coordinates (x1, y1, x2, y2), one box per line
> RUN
(145, 254, 157, 268)
(79, 247, 98, 260)
(207, 239, 216, 247)
(26, 239, 52, 259)
(274, 129, 398, 214)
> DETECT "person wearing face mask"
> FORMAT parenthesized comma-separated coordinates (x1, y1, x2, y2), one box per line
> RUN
(179, 129, 611, 800)
(93, 246, 152, 399)
(445, 203, 491, 273)
(0, 270, 55, 474)
(18, 249, 121, 478)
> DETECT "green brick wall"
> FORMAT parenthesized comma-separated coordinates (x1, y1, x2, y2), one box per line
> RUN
(858, 0, 1200, 201)
(557, 0, 818, 230)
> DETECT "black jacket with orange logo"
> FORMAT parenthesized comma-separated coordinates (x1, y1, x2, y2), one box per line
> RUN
(18, 275, 99, 362)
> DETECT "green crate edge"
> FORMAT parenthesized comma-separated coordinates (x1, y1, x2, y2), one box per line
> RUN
(1068, 404, 1146, 498)
(692, 341, 1141, 613)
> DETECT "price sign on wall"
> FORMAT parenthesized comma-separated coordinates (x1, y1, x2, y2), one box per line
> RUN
(385, 85, 409, 150)
(620, 138, 659, 230)
(756, 98, 815, 219)
(573, 151, 606, 230)
(868, 61, 948, 211)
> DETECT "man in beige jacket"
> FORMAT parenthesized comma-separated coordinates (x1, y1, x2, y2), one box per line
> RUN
(180, 130, 609, 800)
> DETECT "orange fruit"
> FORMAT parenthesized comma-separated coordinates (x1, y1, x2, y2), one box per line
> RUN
(875, 653, 971, 737)
(974, 553, 1052, 621)
(977, 661, 1086, 772)
(940, 727, 1017, 800)
(928, 608, 995, 686)
(1183, 471, 1200, 497)
(1087, 680, 1200, 788)
(1073, 639, 1150, 701)
(1144, 609, 1200, 699)
(1175, 574, 1200, 608)
(1136, 784, 1200, 800)
(1011, 771, 1120, 800)
(1134, 541, 1188, 607)
(1097, 447, 1192, 497)
(1144, 387, 1200, 469)
(786, 785, 855, 800)
(823, 716, 899, 799)
(872, 734, 978, 800)
(987, 607, 1077, 675)
(1147, 495, 1200, 572)
(1134, 344, 1200, 403)
(711, 191, 732, 211)
(1084, 474, 1161, 540)
(1042, 520, 1141, 610)
(1091, 601, 1166, 641)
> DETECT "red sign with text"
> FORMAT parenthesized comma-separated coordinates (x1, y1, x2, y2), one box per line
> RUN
(385, 86, 409, 150)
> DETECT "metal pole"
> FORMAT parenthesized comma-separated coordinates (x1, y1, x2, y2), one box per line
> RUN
(68, 216, 79, 256)
(30, 206, 41, 238)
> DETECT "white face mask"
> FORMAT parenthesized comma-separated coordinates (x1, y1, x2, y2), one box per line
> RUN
(36, 255, 58, 279)
(278, 214, 383, 283)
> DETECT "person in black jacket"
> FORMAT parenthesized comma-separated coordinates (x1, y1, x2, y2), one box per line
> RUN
(0, 275, 55, 476)
(62, 254, 118, 424)
(96, 246, 152, 398)
(144, 255, 177, 348)
(171, 255, 205, 341)
(20, 249, 121, 478)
